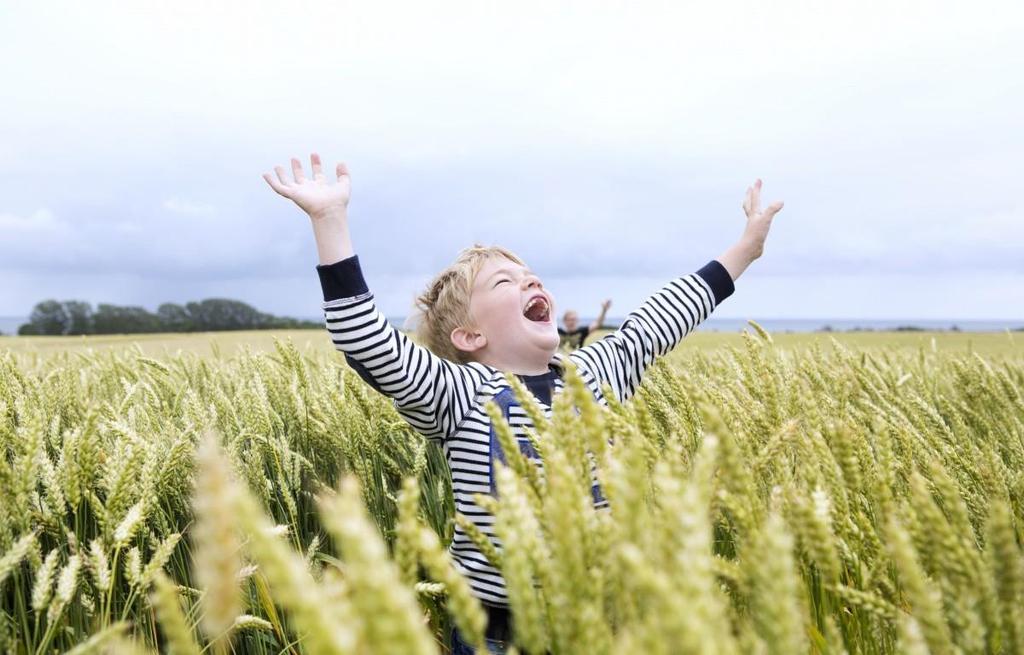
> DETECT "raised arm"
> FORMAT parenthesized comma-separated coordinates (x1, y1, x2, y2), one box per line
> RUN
(571, 178, 783, 402)
(717, 179, 783, 281)
(569, 264, 731, 402)
(263, 154, 487, 441)
(263, 153, 354, 265)
(588, 299, 612, 333)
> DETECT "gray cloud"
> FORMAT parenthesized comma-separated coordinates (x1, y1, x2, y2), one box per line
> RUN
(1, 1, 1022, 320)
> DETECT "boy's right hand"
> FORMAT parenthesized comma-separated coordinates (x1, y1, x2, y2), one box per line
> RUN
(263, 153, 350, 222)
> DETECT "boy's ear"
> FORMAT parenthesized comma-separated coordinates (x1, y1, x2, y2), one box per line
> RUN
(450, 326, 487, 354)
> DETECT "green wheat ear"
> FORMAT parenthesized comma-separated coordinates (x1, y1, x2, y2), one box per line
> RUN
(747, 319, 774, 344)
(1, 334, 1022, 653)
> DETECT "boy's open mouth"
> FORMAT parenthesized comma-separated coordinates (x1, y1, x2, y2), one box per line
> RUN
(523, 295, 551, 323)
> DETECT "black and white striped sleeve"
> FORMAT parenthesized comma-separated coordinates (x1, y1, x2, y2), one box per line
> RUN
(316, 255, 486, 442)
(569, 260, 734, 402)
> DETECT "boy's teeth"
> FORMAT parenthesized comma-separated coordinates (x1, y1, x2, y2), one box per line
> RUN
(524, 297, 548, 321)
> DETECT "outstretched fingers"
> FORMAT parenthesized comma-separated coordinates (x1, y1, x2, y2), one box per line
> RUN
(264, 167, 292, 198)
(262, 173, 286, 196)
(274, 165, 290, 186)
(290, 158, 306, 184)
(750, 179, 762, 215)
(264, 155, 351, 205)
(763, 200, 785, 220)
(310, 153, 324, 180)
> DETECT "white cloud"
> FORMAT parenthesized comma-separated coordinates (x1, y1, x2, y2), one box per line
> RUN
(0, 209, 64, 232)
(2, 1, 1019, 155)
(921, 206, 1023, 253)
(162, 197, 216, 217)
(0, 210, 83, 266)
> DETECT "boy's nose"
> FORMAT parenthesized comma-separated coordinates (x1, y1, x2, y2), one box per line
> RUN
(522, 275, 542, 290)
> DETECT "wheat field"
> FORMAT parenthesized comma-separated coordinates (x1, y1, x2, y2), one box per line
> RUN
(0, 329, 1022, 653)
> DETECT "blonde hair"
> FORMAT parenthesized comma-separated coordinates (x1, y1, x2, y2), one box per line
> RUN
(414, 244, 525, 363)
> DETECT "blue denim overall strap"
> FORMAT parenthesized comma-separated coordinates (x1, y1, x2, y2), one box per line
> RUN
(451, 625, 511, 655)
(488, 387, 540, 496)
(488, 386, 606, 505)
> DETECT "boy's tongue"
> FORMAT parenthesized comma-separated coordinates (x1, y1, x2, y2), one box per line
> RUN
(524, 298, 549, 322)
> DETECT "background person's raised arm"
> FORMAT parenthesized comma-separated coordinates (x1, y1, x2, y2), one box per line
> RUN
(588, 299, 612, 333)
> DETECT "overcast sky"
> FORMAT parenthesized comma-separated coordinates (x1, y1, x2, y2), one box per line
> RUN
(1, 0, 1022, 321)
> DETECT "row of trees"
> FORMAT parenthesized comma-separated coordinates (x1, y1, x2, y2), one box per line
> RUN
(16, 299, 320, 336)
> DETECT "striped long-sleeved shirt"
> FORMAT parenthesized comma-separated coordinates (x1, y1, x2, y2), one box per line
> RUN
(317, 255, 734, 606)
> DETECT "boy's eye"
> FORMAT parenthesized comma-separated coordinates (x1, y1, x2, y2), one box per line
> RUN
(493, 279, 511, 287)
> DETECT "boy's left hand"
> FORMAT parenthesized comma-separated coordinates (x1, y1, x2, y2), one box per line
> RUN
(739, 179, 784, 260)
(716, 179, 784, 282)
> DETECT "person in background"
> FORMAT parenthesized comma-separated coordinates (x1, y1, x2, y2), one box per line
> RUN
(558, 299, 611, 350)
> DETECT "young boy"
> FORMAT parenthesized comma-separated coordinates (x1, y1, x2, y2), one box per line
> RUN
(263, 154, 783, 653)
(558, 299, 612, 351)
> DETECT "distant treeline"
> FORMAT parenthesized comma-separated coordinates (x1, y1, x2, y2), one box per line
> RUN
(15, 299, 320, 336)
(818, 324, 1024, 333)
(818, 324, 957, 333)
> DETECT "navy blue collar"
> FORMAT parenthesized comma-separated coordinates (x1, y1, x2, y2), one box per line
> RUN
(515, 365, 561, 406)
